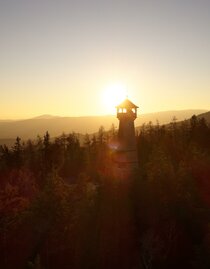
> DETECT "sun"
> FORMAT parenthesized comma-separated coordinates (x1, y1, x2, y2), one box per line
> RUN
(102, 83, 127, 114)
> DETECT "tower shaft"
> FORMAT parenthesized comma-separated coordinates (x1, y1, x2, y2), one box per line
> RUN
(114, 99, 139, 173)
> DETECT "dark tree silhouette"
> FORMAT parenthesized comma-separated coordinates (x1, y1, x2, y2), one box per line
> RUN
(0, 116, 210, 268)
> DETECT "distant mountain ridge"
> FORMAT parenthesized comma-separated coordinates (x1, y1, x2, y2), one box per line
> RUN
(32, 114, 61, 119)
(0, 109, 208, 143)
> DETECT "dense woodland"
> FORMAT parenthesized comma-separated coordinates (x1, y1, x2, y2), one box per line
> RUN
(1, 115, 210, 268)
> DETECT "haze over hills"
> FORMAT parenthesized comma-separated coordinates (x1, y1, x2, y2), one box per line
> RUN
(0, 109, 208, 147)
(32, 114, 61, 120)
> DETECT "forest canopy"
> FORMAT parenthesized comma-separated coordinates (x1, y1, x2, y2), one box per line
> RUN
(1, 115, 210, 269)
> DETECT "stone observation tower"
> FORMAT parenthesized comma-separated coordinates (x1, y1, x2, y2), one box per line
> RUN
(115, 98, 139, 172)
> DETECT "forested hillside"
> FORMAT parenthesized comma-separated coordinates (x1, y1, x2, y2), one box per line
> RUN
(0, 109, 206, 141)
(1, 115, 210, 268)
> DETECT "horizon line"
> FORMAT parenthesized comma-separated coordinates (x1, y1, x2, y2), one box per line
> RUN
(0, 108, 208, 121)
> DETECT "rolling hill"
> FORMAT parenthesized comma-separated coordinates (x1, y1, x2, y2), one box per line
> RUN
(0, 109, 207, 146)
(197, 111, 210, 122)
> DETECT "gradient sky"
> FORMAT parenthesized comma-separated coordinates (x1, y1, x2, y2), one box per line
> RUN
(0, 0, 210, 118)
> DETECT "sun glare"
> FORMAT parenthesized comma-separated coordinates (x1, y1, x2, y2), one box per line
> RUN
(102, 83, 127, 114)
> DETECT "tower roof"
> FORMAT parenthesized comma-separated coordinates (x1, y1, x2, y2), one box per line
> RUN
(116, 98, 139, 109)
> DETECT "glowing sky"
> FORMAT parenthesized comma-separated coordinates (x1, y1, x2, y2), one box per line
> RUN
(0, 0, 210, 118)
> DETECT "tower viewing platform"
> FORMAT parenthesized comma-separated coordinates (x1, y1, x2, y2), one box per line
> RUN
(116, 99, 138, 120)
